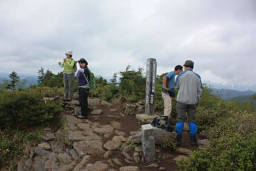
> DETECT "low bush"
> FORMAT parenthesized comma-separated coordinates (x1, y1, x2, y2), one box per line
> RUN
(178, 133, 256, 171)
(0, 88, 62, 129)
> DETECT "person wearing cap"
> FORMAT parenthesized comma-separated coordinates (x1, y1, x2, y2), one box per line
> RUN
(76, 58, 90, 119)
(175, 60, 203, 146)
(162, 65, 183, 124)
(58, 50, 76, 101)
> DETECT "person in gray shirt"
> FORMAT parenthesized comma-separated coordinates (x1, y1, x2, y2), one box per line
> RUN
(175, 60, 203, 146)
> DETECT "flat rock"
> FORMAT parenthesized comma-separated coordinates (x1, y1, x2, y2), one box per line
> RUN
(104, 136, 126, 150)
(104, 150, 114, 159)
(57, 152, 72, 164)
(57, 161, 76, 171)
(135, 146, 142, 152)
(32, 156, 45, 171)
(198, 139, 210, 146)
(85, 161, 109, 171)
(42, 133, 56, 141)
(76, 122, 90, 130)
(38, 142, 51, 150)
(173, 155, 189, 162)
(71, 100, 80, 106)
(112, 158, 123, 166)
(91, 109, 103, 115)
(176, 147, 192, 155)
(68, 131, 85, 141)
(34, 147, 50, 158)
(110, 109, 118, 112)
(94, 125, 114, 136)
(68, 149, 79, 161)
(73, 140, 105, 157)
(73, 155, 91, 171)
(110, 121, 121, 129)
(136, 114, 158, 124)
(101, 100, 112, 107)
(120, 166, 140, 171)
(44, 153, 58, 169)
(88, 98, 101, 106)
(115, 130, 126, 136)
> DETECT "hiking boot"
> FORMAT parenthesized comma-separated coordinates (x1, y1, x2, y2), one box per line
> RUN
(176, 134, 182, 146)
(190, 135, 198, 146)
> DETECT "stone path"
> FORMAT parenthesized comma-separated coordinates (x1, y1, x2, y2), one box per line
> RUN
(17, 98, 210, 171)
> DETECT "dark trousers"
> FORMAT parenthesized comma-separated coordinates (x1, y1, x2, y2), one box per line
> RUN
(176, 102, 197, 123)
(79, 88, 89, 117)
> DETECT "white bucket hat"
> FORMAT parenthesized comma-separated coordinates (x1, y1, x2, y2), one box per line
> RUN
(65, 50, 72, 56)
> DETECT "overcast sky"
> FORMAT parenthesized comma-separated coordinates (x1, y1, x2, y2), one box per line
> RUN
(0, 0, 255, 90)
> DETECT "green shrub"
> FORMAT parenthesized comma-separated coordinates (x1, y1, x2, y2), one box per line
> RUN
(0, 88, 62, 129)
(178, 133, 256, 171)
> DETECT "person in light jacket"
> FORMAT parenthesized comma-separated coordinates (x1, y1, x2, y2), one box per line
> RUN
(175, 60, 203, 146)
(59, 50, 76, 101)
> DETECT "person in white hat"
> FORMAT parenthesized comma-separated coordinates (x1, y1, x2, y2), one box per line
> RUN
(59, 50, 77, 101)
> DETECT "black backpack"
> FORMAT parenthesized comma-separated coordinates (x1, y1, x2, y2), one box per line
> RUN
(151, 115, 173, 132)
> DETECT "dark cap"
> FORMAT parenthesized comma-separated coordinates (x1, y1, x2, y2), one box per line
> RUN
(79, 58, 88, 65)
(184, 60, 194, 68)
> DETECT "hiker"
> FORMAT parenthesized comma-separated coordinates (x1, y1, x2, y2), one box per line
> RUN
(162, 65, 183, 124)
(175, 60, 203, 146)
(76, 58, 90, 119)
(59, 50, 76, 101)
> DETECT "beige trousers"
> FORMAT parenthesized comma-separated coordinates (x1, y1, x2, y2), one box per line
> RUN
(162, 92, 172, 117)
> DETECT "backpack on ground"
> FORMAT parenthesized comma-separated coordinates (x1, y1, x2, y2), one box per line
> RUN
(151, 115, 173, 132)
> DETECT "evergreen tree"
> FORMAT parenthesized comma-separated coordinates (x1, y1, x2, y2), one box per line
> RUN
(38, 67, 45, 85)
(7, 71, 20, 91)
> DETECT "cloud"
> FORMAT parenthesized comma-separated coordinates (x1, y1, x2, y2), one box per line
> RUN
(0, 0, 255, 90)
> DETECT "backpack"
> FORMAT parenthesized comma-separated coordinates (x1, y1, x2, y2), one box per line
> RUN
(88, 71, 96, 89)
(82, 69, 96, 89)
(151, 115, 173, 132)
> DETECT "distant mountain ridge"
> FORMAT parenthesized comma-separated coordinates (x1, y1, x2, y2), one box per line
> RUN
(211, 88, 255, 100)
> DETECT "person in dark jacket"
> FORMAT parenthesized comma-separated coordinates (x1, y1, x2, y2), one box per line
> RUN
(76, 58, 90, 119)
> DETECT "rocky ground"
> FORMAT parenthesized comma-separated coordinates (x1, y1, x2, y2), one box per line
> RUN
(17, 97, 209, 171)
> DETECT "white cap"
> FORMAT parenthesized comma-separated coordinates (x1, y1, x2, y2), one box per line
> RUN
(65, 50, 72, 55)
